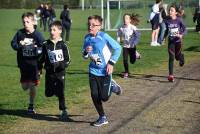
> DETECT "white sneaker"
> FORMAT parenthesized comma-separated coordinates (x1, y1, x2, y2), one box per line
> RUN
(150, 42, 157, 46)
(156, 42, 161, 46)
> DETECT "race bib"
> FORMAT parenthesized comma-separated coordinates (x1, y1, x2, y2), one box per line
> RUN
(22, 46, 36, 57)
(48, 49, 64, 63)
(169, 28, 179, 37)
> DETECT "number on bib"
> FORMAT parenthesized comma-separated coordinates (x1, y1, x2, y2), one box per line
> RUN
(22, 46, 36, 56)
(48, 49, 64, 63)
(169, 28, 179, 37)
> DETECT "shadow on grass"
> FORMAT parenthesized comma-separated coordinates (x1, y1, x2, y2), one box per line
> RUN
(184, 46, 200, 52)
(182, 100, 200, 105)
(67, 69, 88, 75)
(114, 73, 200, 82)
(0, 108, 92, 124)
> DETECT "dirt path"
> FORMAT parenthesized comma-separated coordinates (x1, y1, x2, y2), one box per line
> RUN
(7, 61, 200, 134)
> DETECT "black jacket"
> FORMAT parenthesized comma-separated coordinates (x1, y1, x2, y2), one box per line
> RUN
(41, 39, 70, 73)
(60, 9, 71, 26)
(11, 28, 45, 69)
(193, 7, 200, 24)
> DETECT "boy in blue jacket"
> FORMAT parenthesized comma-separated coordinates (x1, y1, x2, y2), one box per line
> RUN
(82, 15, 122, 127)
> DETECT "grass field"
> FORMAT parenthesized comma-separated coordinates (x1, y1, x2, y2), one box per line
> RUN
(0, 8, 200, 133)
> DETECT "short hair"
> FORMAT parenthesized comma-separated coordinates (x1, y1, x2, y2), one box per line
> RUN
(21, 12, 34, 21)
(156, 0, 162, 4)
(64, 5, 68, 10)
(88, 15, 103, 25)
(50, 20, 62, 30)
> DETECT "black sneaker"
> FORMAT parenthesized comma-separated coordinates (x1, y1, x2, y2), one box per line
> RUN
(111, 79, 122, 95)
(60, 110, 68, 121)
(179, 54, 185, 67)
(27, 107, 36, 114)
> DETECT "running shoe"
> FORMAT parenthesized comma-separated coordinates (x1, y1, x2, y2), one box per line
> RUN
(60, 110, 68, 121)
(168, 75, 175, 82)
(122, 72, 128, 78)
(93, 116, 108, 127)
(111, 79, 122, 95)
(27, 107, 36, 114)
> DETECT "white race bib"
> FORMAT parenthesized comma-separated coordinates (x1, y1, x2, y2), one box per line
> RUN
(169, 28, 179, 37)
(48, 49, 64, 63)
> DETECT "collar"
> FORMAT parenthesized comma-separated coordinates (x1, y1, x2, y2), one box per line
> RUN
(50, 38, 62, 44)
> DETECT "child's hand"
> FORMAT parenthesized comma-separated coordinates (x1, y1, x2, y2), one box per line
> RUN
(39, 70, 42, 77)
(106, 64, 113, 75)
(86, 46, 93, 53)
(20, 40, 25, 45)
(177, 34, 183, 39)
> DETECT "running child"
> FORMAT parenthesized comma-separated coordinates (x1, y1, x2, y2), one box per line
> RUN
(165, 4, 186, 82)
(117, 13, 141, 78)
(82, 15, 122, 127)
(11, 12, 45, 114)
(40, 21, 70, 120)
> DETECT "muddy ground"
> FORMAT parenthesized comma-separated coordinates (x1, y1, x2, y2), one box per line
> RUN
(6, 60, 200, 134)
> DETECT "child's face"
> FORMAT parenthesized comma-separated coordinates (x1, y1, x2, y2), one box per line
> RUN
(88, 19, 101, 36)
(50, 26, 62, 40)
(23, 17, 34, 31)
(124, 15, 131, 25)
(169, 7, 177, 18)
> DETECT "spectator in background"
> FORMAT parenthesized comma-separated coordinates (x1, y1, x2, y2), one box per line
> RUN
(48, 4, 56, 29)
(193, 5, 200, 33)
(36, 3, 44, 28)
(60, 5, 72, 42)
(149, 0, 162, 46)
(158, 3, 168, 45)
(34, 10, 41, 29)
(43, 3, 50, 32)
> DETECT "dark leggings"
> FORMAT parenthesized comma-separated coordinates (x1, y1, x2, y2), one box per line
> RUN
(123, 47, 136, 73)
(89, 74, 112, 116)
(168, 42, 183, 75)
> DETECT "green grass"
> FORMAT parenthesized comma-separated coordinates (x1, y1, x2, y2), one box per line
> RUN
(0, 9, 200, 133)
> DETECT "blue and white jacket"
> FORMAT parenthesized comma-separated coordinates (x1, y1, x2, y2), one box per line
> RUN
(82, 31, 121, 76)
(117, 24, 140, 48)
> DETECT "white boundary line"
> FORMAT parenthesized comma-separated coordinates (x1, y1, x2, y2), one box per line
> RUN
(105, 27, 195, 31)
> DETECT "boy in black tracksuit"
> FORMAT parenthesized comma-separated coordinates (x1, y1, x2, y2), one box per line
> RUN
(40, 21, 70, 120)
(11, 12, 45, 114)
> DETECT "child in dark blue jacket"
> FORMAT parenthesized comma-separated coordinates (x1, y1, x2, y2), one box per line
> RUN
(11, 12, 45, 114)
